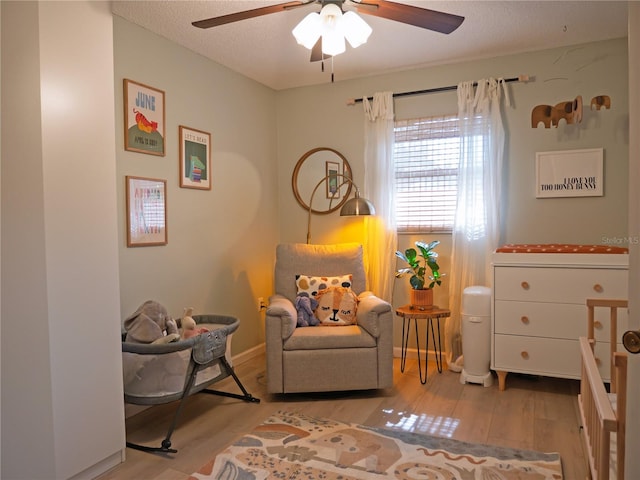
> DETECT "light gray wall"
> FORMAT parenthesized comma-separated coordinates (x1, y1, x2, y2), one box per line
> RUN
(276, 38, 629, 314)
(113, 17, 280, 354)
(1, 3, 55, 475)
(1, 2, 125, 478)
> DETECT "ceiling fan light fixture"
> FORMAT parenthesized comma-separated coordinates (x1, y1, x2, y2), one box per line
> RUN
(292, 2, 372, 58)
(319, 3, 343, 24)
(292, 12, 322, 49)
(319, 3, 345, 56)
(341, 11, 372, 48)
(322, 30, 346, 56)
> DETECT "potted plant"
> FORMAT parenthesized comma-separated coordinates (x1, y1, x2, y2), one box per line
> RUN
(395, 240, 443, 308)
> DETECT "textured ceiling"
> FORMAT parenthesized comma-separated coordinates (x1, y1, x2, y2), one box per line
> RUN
(111, 1, 630, 90)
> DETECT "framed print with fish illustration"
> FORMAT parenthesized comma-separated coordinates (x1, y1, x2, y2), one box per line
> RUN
(179, 125, 212, 190)
(126, 176, 167, 247)
(124, 79, 165, 156)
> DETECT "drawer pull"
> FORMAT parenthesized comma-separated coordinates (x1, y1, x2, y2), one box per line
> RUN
(595, 357, 602, 367)
(594, 321, 603, 330)
(521, 351, 529, 360)
(593, 284, 604, 293)
(521, 316, 530, 325)
(521, 281, 530, 290)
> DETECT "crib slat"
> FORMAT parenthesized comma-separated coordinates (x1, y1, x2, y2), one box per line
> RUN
(580, 338, 617, 427)
(614, 353, 627, 480)
(582, 299, 628, 480)
(579, 336, 617, 480)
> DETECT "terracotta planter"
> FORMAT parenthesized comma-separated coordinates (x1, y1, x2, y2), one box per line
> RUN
(410, 288, 434, 310)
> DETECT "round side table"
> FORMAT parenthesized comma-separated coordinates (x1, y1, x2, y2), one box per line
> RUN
(395, 305, 451, 384)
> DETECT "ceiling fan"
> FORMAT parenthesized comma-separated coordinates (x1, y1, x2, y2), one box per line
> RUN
(192, 1, 464, 61)
(193, 0, 464, 33)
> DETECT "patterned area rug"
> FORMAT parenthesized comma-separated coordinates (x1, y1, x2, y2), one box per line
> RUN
(189, 411, 563, 479)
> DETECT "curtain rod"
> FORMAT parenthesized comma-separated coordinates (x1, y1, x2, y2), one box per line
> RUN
(346, 74, 531, 106)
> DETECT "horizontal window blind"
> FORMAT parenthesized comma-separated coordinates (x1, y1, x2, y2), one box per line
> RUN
(394, 115, 459, 233)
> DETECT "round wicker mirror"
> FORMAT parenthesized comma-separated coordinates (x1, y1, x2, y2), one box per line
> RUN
(292, 147, 353, 214)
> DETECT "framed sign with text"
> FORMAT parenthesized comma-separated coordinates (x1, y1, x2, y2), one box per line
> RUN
(535, 148, 603, 198)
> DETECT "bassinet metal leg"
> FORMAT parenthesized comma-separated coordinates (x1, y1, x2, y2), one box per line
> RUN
(126, 439, 177, 455)
(126, 362, 201, 454)
(126, 356, 259, 454)
(201, 357, 261, 403)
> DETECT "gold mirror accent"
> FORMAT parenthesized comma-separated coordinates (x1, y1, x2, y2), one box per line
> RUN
(292, 147, 353, 214)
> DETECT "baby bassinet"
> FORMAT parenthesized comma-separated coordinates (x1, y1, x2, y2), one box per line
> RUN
(122, 314, 259, 453)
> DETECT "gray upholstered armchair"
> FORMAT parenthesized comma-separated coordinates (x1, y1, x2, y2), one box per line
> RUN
(265, 243, 393, 394)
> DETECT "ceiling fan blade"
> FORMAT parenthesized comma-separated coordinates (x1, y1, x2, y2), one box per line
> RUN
(310, 37, 332, 62)
(192, 0, 316, 29)
(350, 0, 464, 34)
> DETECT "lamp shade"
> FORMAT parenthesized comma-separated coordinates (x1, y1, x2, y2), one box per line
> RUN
(319, 3, 345, 56)
(322, 30, 346, 56)
(319, 3, 342, 24)
(340, 192, 376, 216)
(341, 11, 372, 48)
(292, 12, 322, 49)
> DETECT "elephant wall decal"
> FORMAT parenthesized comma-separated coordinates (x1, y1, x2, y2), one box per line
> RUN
(531, 95, 583, 128)
(531, 104, 554, 128)
(590, 95, 611, 110)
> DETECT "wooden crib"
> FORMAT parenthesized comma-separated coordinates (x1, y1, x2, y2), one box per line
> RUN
(578, 299, 628, 480)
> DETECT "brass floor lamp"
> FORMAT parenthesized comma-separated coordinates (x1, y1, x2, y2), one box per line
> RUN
(305, 173, 375, 244)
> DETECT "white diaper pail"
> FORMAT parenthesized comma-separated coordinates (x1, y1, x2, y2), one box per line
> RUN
(460, 286, 493, 387)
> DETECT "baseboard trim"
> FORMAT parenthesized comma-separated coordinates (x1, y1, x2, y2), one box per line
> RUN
(393, 346, 442, 362)
(67, 449, 124, 480)
(232, 342, 265, 366)
(233, 344, 444, 365)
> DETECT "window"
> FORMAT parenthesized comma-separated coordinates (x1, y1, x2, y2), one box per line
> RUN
(394, 114, 460, 233)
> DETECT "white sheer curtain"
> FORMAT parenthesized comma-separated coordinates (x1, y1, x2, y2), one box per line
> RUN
(362, 92, 397, 301)
(445, 78, 510, 371)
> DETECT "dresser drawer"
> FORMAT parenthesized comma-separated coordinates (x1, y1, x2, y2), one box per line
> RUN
(493, 335, 580, 378)
(494, 301, 582, 339)
(494, 301, 628, 341)
(494, 267, 627, 304)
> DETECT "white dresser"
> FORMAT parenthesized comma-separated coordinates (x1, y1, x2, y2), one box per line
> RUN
(492, 251, 629, 390)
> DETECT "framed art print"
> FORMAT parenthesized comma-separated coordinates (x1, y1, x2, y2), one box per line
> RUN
(179, 125, 211, 190)
(325, 160, 340, 199)
(535, 148, 604, 198)
(126, 176, 167, 247)
(124, 79, 165, 156)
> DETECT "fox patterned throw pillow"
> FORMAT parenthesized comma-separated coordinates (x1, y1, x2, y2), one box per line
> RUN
(315, 286, 358, 326)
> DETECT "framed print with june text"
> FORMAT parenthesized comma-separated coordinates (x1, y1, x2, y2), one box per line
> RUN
(124, 79, 165, 156)
(126, 176, 167, 247)
(179, 125, 211, 190)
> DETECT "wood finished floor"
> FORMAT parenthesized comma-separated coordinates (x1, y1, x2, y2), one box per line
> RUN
(97, 354, 587, 479)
